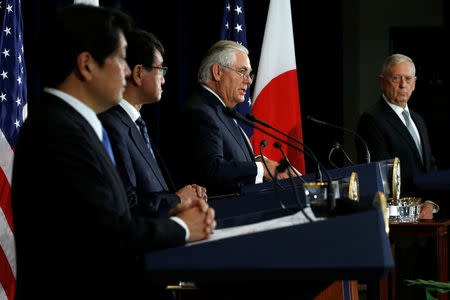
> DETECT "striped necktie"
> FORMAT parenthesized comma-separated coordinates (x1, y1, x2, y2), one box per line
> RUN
(135, 116, 155, 158)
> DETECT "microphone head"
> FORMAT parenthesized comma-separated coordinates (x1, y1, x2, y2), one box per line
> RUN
(306, 115, 321, 124)
(223, 106, 236, 117)
(276, 158, 289, 173)
(245, 113, 256, 121)
(260, 139, 268, 147)
(273, 142, 282, 149)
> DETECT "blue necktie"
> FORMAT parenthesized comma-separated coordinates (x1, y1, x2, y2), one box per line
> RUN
(135, 116, 155, 158)
(101, 127, 116, 165)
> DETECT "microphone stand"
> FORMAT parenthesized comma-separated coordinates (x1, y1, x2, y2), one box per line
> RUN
(328, 142, 354, 168)
(246, 113, 323, 181)
(273, 142, 305, 182)
(259, 139, 275, 181)
(275, 158, 313, 222)
(306, 116, 371, 164)
(225, 107, 336, 216)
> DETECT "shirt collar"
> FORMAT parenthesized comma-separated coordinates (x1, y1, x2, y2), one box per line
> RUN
(201, 84, 226, 107)
(382, 93, 410, 116)
(43, 87, 103, 141)
(119, 99, 141, 122)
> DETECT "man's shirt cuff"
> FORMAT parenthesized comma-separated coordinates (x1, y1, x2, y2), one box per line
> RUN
(424, 200, 440, 213)
(170, 216, 189, 241)
(255, 161, 264, 184)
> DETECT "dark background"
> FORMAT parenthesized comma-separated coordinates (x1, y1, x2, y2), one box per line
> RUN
(21, 0, 450, 174)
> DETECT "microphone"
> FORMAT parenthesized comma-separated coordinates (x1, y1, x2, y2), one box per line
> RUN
(328, 142, 354, 168)
(245, 112, 322, 180)
(225, 107, 336, 216)
(273, 142, 305, 182)
(224, 107, 312, 167)
(224, 107, 255, 128)
(306, 116, 371, 164)
(259, 139, 275, 181)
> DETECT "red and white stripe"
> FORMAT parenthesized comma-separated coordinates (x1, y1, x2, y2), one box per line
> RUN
(251, 0, 305, 173)
(0, 128, 17, 300)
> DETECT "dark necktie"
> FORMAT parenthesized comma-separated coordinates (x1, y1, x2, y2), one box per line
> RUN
(101, 126, 115, 165)
(135, 116, 155, 158)
(135, 116, 168, 190)
(402, 110, 423, 162)
(232, 119, 255, 160)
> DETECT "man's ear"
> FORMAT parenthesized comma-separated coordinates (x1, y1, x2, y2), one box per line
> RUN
(131, 64, 143, 86)
(76, 51, 96, 81)
(211, 63, 223, 82)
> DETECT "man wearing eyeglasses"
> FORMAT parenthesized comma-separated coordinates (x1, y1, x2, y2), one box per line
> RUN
(99, 29, 208, 219)
(356, 53, 438, 218)
(175, 40, 289, 196)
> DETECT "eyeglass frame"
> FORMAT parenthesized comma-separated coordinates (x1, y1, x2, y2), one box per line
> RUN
(140, 64, 168, 76)
(385, 74, 415, 84)
(219, 64, 254, 82)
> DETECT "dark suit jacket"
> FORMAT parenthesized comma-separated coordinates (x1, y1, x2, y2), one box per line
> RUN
(99, 105, 180, 218)
(11, 93, 185, 300)
(175, 86, 257, 195)
(356, 97, 437, 195)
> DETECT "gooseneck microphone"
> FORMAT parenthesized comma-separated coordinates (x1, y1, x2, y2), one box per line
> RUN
(224, 107, 336, 215)
(328, 142, 354, 168)
(273, 142, 305, 182)
(245, 112, 322, 180)
(306, 116, 371, 164)
(259, 139, 275, 181)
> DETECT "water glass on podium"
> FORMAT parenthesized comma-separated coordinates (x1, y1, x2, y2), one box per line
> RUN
(303, 182, 328, 218)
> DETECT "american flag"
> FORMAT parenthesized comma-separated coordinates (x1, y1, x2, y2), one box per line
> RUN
(220, 0, 253, 138)
(0, 0, 27, 298)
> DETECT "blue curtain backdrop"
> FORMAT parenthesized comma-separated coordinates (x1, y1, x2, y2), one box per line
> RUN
(21, 0, 344, 173)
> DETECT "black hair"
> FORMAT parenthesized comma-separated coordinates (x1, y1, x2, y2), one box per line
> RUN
(40, 4, 132, 88)
(124, 29, 164, 70)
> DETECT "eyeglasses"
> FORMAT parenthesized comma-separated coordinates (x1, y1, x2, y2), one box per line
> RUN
(220, 64, 254, 81)
(151, 66, 168, 76)
(388, 74, 414, 84)
(140, 64, 168, 76)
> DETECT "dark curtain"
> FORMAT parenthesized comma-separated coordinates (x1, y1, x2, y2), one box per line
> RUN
(22, 0, 344, 173)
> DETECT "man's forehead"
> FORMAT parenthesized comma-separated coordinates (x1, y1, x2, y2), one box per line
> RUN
(234, 53, 251, 70)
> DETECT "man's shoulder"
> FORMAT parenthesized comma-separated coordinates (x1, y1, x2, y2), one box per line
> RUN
(25, 95, 86, 135)
(99, 105, 130, 129)
(359, 99, 392, 122)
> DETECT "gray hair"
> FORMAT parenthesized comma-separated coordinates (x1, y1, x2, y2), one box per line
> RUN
(382, 53, 416, 76)
(198, 40, 249, 84)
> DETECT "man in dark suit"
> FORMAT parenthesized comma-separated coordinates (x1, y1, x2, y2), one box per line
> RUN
(11, 5, 215, 300)
(99, 30, 207, 218)
(357, 53, 441, 300)
(356, 53, 438, 217)
(175, 41, 290, 196)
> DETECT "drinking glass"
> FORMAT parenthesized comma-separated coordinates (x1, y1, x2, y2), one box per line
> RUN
(303, 182, 328, 218)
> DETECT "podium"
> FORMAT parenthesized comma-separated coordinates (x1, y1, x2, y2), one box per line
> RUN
(240, 161, 390, 204)
(144, 209, 393, 283)
(210, 161, 393, 221)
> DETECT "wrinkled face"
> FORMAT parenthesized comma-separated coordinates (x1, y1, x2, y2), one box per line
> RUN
(380, 61, 416, 108)
(217, 51, 253, 108)
(91, 31, 131, 110)
(141, 49, 166, 103)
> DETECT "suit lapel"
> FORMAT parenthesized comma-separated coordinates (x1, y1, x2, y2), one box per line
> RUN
(380, 100, 423, 166)
(410, 111, 430, 168)
(114, 106, 169, 190)
(45, 94, 130, 216)
(214, 101, 254, 162)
